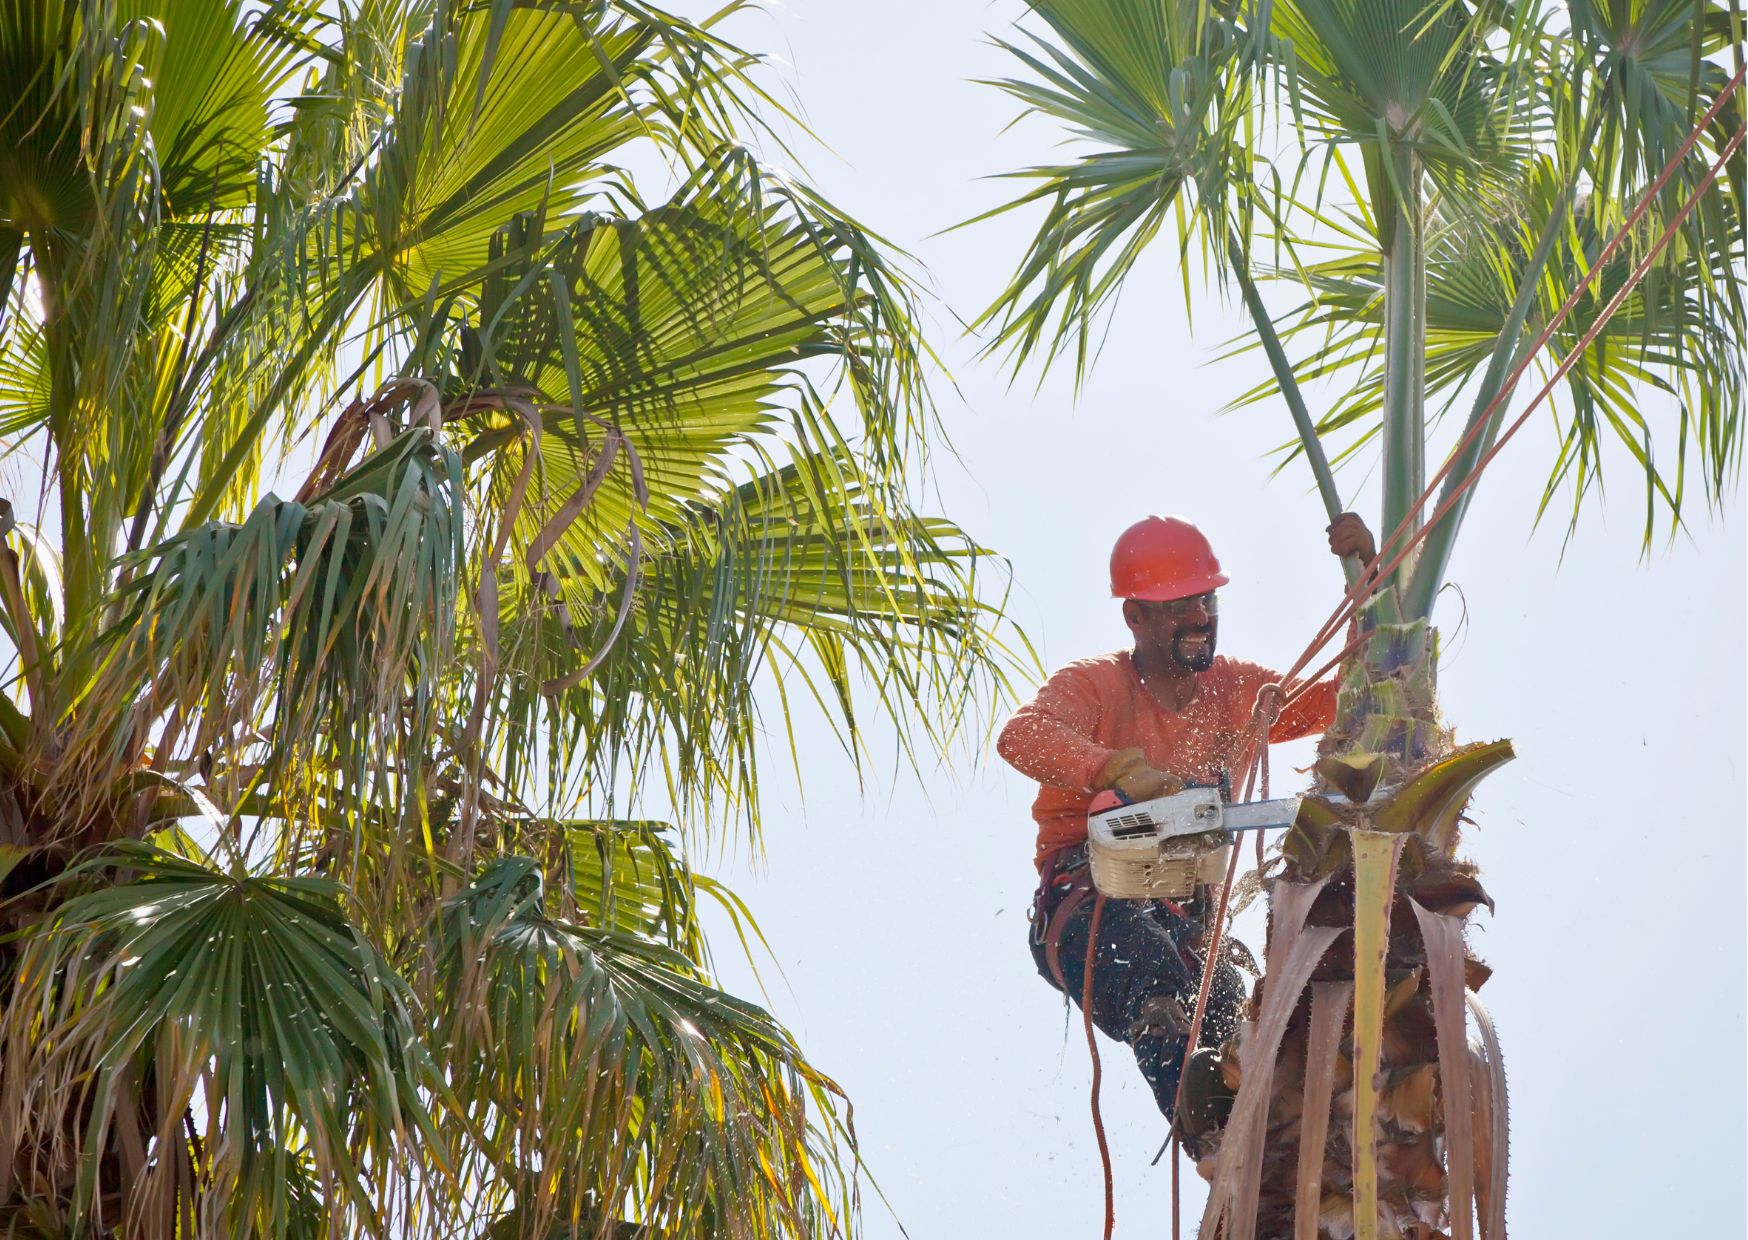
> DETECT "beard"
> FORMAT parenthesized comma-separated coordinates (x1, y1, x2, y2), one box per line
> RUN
(1169, 622, 1218, 672)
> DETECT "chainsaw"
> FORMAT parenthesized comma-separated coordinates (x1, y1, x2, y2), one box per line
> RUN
(1083, 784, 1303, 900)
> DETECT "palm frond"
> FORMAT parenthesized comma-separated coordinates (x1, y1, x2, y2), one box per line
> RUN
(0, 844, 445, 1240)
(567, 819, 707, 956)
(476, 439, 1017, 841)
(1227, 154, 1744, 543)
(427, 857, 858, 1240)
(1266, 0, 1536, 207)
(60, 413, 463, 845)
(970, 0, 1266, 379)
(0, 4, 1023, 1234)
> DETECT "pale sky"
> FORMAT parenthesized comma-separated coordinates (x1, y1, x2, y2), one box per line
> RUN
(674, 3, 1748, 1236)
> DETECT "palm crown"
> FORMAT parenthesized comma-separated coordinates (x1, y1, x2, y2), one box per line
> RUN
(977, 0, 1742, 614)
(0, 1, 1016, 1236)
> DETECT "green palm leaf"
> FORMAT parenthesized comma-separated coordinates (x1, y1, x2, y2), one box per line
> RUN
(1, 3, 1020, 1234)
(476, 445, 1015, 836)
(428, 857, 857, 1239)
(970, 0, 1264, 379)
(567, 819, 706, 955)
(61, 419, 464, 836)
(0, 844, 445, 1240)
(1226, 153, 1743, 544)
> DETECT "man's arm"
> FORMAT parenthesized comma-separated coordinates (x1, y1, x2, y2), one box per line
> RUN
(997, 667, 1184, 799)
(1251, 510, 1368, 738)
(996, 666, 1113, 792)
(1272, 677, 1338, 741)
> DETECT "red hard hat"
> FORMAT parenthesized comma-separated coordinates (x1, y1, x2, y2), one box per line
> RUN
(1109, 515, 1229, 601)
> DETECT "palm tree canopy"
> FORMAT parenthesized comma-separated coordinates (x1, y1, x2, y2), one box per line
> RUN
(0, 1, 1020, 1236)
(974, 0, 1743, 578)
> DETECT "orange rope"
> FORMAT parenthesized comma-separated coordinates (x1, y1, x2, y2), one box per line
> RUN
(1171, 1131, 1182, 1240)
(1281, 64, 1746, 689)
(1168, 827, 1246, 1124)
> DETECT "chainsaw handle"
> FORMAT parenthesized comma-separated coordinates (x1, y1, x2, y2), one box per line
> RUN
(1089, 779, 1221, 815)
(1087, 788, 1135, 813)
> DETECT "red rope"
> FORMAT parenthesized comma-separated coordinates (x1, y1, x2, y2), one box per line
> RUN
(1171, 1131, 1182, 1240)
(1154, 672, 1288, 1233)
(1083, 894, 1116, 1240)
(1281, 64, 1746, 688)
(1168, 830, 1246, 1126)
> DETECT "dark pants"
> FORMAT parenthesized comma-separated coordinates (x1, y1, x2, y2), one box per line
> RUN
(1029, 848, 1245, 1121)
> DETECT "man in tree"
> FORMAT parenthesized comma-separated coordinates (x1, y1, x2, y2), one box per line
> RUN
(998, 512, 1375, 1141)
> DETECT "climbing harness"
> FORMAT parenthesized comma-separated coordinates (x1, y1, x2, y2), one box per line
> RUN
(1031, 846, 1098, 992)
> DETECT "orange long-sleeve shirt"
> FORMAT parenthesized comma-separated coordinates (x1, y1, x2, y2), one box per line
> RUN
(997, 651, 1337, 869)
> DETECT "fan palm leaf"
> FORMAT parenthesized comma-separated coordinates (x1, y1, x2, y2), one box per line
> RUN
(1224, 153, 1743, 548)
(969, 0, 1267, 379)
(428, 857, 855, 1240)
(0, 844, 445, 1240)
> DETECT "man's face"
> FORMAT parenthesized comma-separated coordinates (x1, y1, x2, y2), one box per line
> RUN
(1126, 592, 1220, 672)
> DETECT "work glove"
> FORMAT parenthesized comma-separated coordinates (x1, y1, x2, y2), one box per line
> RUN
(1098, 747, 1185, 801)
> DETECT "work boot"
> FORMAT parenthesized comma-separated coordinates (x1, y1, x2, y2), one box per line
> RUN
(1175, 1045, 1235, 1153)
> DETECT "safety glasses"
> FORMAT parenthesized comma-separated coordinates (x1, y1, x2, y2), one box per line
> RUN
(1147, 591, 1219, 620)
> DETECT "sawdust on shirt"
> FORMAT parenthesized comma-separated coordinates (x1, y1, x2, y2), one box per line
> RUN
(997, 650, 1337, 869)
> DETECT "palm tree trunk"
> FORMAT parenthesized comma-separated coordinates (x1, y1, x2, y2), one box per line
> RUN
(1379, 156, 1427, 588)
(1196, 629, 1507, 1240)
(1194, 154, 1506, 1240)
